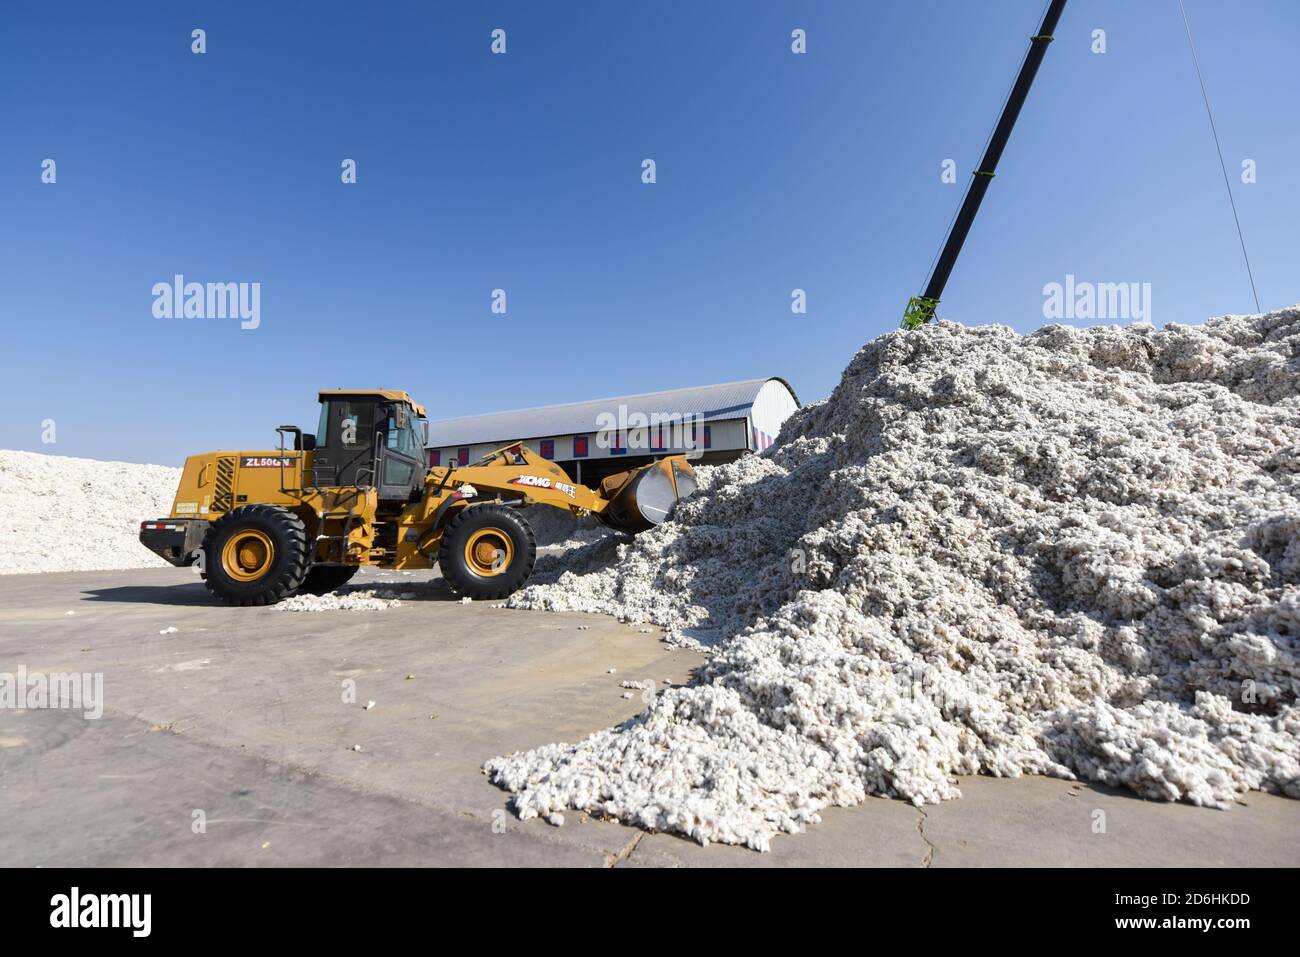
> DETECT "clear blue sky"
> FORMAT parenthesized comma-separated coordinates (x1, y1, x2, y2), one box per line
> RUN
(2, 0, 1296, 464)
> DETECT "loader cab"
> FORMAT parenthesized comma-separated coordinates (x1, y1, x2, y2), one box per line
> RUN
(312, 390, 429, 503)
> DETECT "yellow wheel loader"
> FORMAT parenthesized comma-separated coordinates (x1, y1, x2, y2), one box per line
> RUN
(139, 390, 697, 606)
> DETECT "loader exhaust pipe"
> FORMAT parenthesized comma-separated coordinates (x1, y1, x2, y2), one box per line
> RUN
(598, 457, 697, 533)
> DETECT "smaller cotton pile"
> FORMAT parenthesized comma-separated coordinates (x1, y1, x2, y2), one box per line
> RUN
(0, 450, 180, 574)
(272, 586, 413, 611)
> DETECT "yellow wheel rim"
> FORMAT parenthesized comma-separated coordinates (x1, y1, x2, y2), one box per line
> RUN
(464, 528, 513, 577)
(221, 529, 275, 582)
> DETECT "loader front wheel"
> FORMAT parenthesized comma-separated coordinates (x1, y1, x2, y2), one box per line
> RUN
(200, 505, 310, 606)
(438, 504, 536, 600)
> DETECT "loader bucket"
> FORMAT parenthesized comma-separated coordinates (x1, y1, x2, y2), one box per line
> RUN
(599, 456, 697, 533)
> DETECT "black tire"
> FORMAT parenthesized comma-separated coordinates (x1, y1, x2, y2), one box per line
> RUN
(298, 564, 360, 596)
(200, 505, 310, 606)
(437, 504, 536, 600)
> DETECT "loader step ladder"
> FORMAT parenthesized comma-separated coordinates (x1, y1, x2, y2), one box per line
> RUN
(315, 507, 361, 564)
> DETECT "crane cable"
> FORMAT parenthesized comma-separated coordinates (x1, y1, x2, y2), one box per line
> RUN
(1178, 0, 1261, 313)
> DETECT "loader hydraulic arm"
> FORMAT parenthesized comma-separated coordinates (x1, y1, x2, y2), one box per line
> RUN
(428, 442, 697, 533)
(902, 0, 1067, 329)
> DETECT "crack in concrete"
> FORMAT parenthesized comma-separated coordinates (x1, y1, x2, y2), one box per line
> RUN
(916, 808, 936, 868)
(603, 831, 645, 867)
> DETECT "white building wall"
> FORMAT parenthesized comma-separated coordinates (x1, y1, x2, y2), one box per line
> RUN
(426, 379, 800, 466)
(749, 379, 800, 449)
(431, 417, 753, 468)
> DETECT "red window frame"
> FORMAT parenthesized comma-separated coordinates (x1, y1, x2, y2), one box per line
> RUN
(429, 450, 441, 467)
(573, 435, 589, 458)
(540, 439, 554, 459)
(703, 425, 712, 450)
(457, 447, 470, 466)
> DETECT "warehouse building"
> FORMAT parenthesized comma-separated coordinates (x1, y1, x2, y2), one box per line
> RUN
(426, 377, 800, 485)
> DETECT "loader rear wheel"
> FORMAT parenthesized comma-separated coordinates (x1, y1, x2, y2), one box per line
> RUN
(438, 504, 536, 600)
(298, 565, 360, 596)
(200, 505, 310, 606)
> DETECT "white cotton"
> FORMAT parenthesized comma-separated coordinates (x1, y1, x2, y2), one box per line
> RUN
(491, 308, 1300, 851)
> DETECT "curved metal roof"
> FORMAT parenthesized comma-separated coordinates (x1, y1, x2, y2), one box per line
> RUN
(425, 377, 799, 448)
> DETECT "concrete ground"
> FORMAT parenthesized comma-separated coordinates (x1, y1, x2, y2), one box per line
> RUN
(1, 566, 1297, 868)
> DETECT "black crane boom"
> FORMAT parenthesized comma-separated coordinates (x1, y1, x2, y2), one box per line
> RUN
(902, 0, 1068, 329)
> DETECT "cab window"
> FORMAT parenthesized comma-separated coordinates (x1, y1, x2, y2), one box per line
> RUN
(316, 402, 330, 448)
(384, 406, 423, 458)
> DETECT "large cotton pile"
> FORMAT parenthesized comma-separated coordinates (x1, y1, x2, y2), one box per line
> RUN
(488, 309, 1300, 850)
(0, 450, 180, 574)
